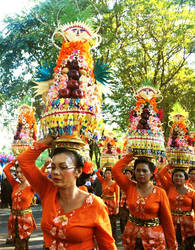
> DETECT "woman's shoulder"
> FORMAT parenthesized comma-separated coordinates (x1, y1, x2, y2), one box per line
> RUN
(85, 193, 106, 209)
(126, 179, 136, 188)
(153, 185, 169, 197)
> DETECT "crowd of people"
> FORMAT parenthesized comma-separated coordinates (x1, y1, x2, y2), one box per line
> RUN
(0, 135, 194, 250)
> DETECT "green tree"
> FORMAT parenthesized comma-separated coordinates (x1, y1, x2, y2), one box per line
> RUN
(0, 0, 95, 112)
(96, 0, 195, 136)
(0, 0, 194, 137)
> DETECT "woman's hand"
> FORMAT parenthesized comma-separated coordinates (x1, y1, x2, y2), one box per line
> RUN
(38, 135, 56, 146)
(44, 157, 52, 167)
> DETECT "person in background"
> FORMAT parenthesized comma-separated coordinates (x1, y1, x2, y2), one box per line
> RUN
(159, 166, 195, 249)
(92, 173, 102, 197)
(96, 165, 120, 242)
(1, 173, 14, 245)
(119, 169, 132, 234)
(17, 136, 116, 250)
(1, 173, 12, 208)
(3, 160, 37, 250)
(188, 168, 195, 189)
(112, 155, 177, 250)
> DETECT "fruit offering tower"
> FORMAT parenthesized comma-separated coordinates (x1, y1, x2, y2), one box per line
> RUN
(34, 22, 108, 157)
(127, 80, 165, 158)
(12, 104, 37, 155)
(100, 132, 121, 167)
(167, 102, 194, 168)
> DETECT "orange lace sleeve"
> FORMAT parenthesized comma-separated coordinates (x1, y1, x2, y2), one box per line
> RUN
(159, 188, 177, 249)
(114, 182, 120, 205)
(3, 160, 17, 187)
(94, 197, 117, 250)
(96, 169, 105, 184)
(158, 165, 172, 191)
(17, 142, 52, 198)
(112, 154, 133, 192)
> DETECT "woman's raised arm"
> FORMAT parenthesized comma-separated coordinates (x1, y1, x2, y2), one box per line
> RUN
(17, 141, 52, 198)
(112, 154, 133, 192)
(3, 160, 17, 187)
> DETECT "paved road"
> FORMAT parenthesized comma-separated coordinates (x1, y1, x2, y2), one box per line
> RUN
(0, 206, 124, 249)
(0, 206, 43, 250)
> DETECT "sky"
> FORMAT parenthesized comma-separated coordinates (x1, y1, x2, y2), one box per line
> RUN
(0, 0, 35, 20)
(0, 0, 37, 152)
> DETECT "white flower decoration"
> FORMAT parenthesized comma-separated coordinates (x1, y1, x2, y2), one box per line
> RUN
(86, 195, 93, 205)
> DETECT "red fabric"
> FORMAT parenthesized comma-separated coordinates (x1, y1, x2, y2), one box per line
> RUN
(112, 155, 177, 250)
(3, 161, 36, 239)
(82, 161, 94, 174)
(17, 142, 116, 250)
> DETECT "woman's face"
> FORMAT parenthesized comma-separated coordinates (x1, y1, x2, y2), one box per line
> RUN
(173, 171, 186, 186)
(189, 170, 195, 182)
(105, 170, 112, 180)
(135, 163, 153, 184)
(51, 153, 81, 188)
(16, 167, 26, 183)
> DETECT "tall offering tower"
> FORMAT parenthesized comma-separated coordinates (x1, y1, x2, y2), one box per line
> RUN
(12, 104, 37, 155)
(34, 22, 105, 158)
(127, 80, 165, 158)
(167, 102, 194, 168)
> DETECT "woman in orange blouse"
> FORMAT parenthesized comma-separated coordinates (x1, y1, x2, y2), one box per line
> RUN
(96, 166, 120, 241)
(112, 155, 177, 250)
(3, 160, 37, 250)
(17, 136, 116, 250)
(159, 166, 195, 249)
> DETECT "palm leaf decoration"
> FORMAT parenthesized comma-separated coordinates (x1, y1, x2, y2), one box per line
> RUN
(94, 59, 112, 85)
(34, 62, 56, 82)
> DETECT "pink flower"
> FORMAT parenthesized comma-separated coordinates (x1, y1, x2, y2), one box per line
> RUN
(65, 99, 69, 104)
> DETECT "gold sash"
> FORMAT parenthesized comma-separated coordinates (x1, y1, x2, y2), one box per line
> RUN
(102, 195, 114, 200)
(171, 210, 192, 216)
(12, 208, 32, 216)
(129, 215, 160, 227)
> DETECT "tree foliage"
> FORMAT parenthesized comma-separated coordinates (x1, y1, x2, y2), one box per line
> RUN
(0, 0, 194, 137)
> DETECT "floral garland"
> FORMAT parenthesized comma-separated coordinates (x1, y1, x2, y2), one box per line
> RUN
(0, 153, 15, 167)
(18, 110, 37, 140)
(135, 97, 159, 113)
(54, 41, 94, 75)
(171, 121, 189, 140)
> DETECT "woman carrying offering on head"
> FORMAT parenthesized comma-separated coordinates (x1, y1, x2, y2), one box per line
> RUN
(112, 155, 177, 250)
(3, 160, 37, 250)
(96, 165, 120, 242)
(17, 136, 116, 250)
(159, 165, 195, 249)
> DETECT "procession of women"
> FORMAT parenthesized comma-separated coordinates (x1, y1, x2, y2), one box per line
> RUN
(0, 0, 194, 250)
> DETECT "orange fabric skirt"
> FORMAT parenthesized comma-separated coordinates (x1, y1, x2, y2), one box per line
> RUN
(103, 199, 116, 215)
(8, 212, 37, 239)
(172, 215, 195, 241)
(122, 221, 167, 250)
